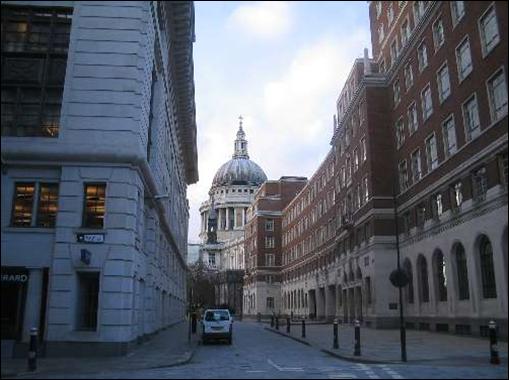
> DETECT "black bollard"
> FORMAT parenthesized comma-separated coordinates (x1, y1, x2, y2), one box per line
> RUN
(489, 320, 500, 365)
(354, 319, 361, 356)
(302, 319, 306, 338)
(257, 312, 261, 323)
(271, 315, 274, 328)
(191, 313, 197, 334)
(276, 317, 279, 330)
(333, 319, 339, 349)
(286, 318, 291, 333)
(28, 327, 38, 371)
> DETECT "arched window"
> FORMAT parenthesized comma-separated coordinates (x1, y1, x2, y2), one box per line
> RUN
(403, 258, 414, 304)
(434, 250, 447, 302)
(417, 255, 429, 303)
(454, 243, 469, 300)
(480, 236, 497, 299)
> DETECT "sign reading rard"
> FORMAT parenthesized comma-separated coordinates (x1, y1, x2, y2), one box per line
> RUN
(1, 267, 29, 283)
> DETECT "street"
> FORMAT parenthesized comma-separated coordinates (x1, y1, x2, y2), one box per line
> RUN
(17, 321, 507, 379)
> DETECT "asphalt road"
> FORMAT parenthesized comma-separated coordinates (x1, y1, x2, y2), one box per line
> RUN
(18, 321, 508, 379)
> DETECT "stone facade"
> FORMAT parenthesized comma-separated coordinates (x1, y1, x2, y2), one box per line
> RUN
(1, 1, 197, 357)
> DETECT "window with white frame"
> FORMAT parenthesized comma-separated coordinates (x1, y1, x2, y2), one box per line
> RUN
(411, 149, 422, 183)
(340, 166, 346, 187)
(361, 138, 367, 161)
(433, 18, 445, 50)
(463, 94, 481, 141)
(472, 167, 488, 202)
(388, 5, 394, 25)
(395, 117, 405, 148)
(265, 236, 275, 249)
(437, 63, 451, 103)
(408, 102, 418, 134)
(425, 134, 439, 172)
(421, 85, 433, 121)
(442, 115, 457, 158)
(391, 39, 399, 65)
(379, 24, 385, 44)
(456, 37, 473, 81)
(379, 58, 386, 73)
(413, 1, 426, 22)
(346, 156, 352, 183)
(364, 177, 369, 203)
(401, 19, 411, 46)
(393, 80, 401, 106)
(399, 160, 409, 192)
(354, 148, 359, 172)
(479, 5, 500, 57)
(265, 219, 274, 231)
(487, 69, 508, 122)
(418, 41, 428, 72)
(376, 1, 382, 18)
(433, 193, 443, 219)
(451, 1, 465, 27)
(404, 62, 414, 90)
(265, 253, 275, 267)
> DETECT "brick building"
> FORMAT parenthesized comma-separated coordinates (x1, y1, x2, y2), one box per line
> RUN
(243, 177, 307, 317)
(280, 1, 507, 338)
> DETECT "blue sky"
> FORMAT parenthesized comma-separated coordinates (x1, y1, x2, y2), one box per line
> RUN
(187, 1, 372, 242)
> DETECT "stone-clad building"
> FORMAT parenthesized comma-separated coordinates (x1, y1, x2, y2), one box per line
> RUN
(279, 1, 507, 338)
(198, 120, 267, 314)
(1, 1, 198, 357)
(243, 177, 307, 317)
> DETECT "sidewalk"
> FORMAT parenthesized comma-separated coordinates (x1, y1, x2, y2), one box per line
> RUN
(265, 321, 509, 367)
(1, 321, 199, 379)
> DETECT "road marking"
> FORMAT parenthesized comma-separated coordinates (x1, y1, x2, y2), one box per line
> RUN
(328, 374, 358, 379)
(246, 370, 266, 373)
(267, 359, 304, 372)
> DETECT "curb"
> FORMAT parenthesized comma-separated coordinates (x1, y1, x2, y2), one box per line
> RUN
(148, 348, 196, 370)
(264, 327, 397, 365)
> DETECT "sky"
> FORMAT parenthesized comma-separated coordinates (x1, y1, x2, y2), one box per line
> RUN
(187, 1, 372, 243)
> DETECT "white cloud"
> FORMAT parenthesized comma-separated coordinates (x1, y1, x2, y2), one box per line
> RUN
(227, 1, 293, 39)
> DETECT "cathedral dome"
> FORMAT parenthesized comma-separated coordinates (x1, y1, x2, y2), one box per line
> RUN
(211, 118, 267, 188)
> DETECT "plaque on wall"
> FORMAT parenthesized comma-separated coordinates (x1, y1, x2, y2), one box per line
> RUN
(77, 233, 105, 244)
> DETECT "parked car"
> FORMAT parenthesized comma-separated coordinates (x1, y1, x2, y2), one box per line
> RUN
(201, 309, 233, 345)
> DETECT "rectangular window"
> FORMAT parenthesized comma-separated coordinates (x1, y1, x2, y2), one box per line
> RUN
(209, 252, 216, 266)
(11, 182, 35, 226)
(417, 204, 426, 228)
(265, 254, 275, 267)
(407, 102, 418, 134)
(401, 19, 411, 46)
(442, 115, 457, 158)
(451, 1, 465, 27)
(387, 5, 394, 25)
(463, 94, 481, 141)
(437, 63, 451, 103)
(395, 117, 405, 149)
(472, 167, 488, 202)
(452, 182, 464, 210)
(378, 24, 385, 44)
(390, 40, 399, 66)
(487, 69, 508, 122)
(36, 183, 59, 228)
(404, 63, 414, 90)
(76, 272, 100, 331)
(418, 41, 428, 72)
(265, 219, 274, 231)
(83, 184, 106, 229)
(421, 85, 433, 121)
(425, 134, 439, 172)
(365, 277, 372, 305)
(354, 149, 359, 172)
(1, 6, 72, 137)
(411, 149, 422, 183)
(433, 19, 445, 50)
(399, 160, 409, 192)
(479, 4, 499, 56)
(361, 138, 367, 161)
(456, 37, 473, 81)
(433, 193, 443, 219)
(393, 80, 401, 106)
(364, 177, 369, 203)
(413, 1, 426, 22)
(266, 297, 274, 309)
(265, 236, 275, 249)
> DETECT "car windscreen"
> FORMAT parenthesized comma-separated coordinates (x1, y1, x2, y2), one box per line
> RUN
(204, 310, 230, 321)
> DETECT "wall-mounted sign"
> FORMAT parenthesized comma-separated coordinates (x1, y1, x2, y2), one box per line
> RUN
(77, 233, 104, 244)
(1, 267, 29, 283)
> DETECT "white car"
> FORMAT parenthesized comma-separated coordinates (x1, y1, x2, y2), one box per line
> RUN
(201, 309, 233, 345)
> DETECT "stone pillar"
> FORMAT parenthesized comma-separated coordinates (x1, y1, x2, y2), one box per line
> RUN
(242, 208, 246, 227)
(234, 208, 238, 228)
(217, 208, 222, 230)
(22, 268, 44, 342)
(225, 208, 230, 230)
(317, 287, 325, 319)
